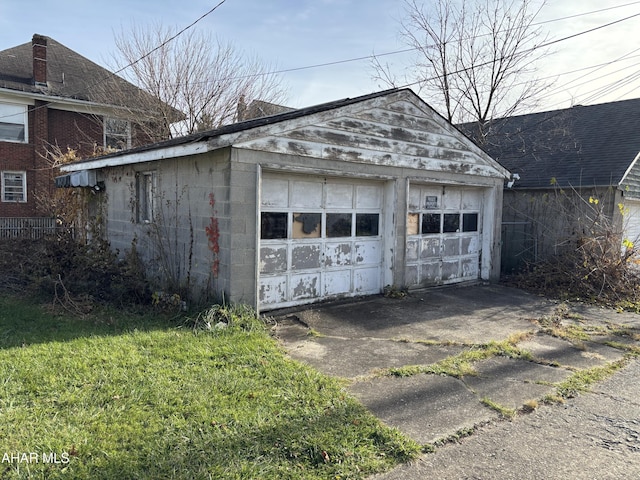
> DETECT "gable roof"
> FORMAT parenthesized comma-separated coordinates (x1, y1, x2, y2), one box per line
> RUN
(0, 35, 159, 111)
(62, 89, 508, 178)
(468, 98, 640, 189)
(61, 88, 509, 180)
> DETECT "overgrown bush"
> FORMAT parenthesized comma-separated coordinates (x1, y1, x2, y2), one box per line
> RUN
(508, 195, 640, 308)
(0, 233, 151, 306)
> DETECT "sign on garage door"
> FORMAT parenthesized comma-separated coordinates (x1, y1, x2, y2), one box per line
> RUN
(406, 184, 482, 286)
(259, 174, 384, 309)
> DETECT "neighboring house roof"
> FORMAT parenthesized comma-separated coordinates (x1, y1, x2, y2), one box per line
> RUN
(463, 98, 640, 189)
(237, 98, 295, 122)
(0, 34, 162, 112)
(60, 88, 509, 180)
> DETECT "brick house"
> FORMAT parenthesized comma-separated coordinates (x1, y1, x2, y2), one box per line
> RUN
(0, 34, 169, 219)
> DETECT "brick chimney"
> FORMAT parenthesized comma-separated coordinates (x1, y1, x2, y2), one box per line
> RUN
(32, 34, 47, 86)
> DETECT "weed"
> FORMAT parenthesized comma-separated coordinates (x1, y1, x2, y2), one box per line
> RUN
(0, 235, 150, 306)
(554, 361, 625, 399)
(506, 186, 640, 309)
(386, 337, 532, 379)
(185, 302, 265, 333)
(433, 424, 487, 447)
(307, 328, 326, 338)
(604, 341, 640, 356)
(383, 285, 408, 298)
(481, 397, 517, 420)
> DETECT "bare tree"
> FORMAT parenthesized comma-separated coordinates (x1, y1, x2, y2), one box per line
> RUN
(110, 23, 288, 138)
(374, 0, 552, 143)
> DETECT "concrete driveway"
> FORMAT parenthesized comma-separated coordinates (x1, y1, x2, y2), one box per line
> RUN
(272, 284, 640, 478)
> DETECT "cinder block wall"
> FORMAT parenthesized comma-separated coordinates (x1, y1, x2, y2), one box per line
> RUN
(99, 148, 232, 303)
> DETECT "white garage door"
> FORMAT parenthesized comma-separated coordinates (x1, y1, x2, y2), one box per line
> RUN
(259, 174, 384, 309)
(405, 184, 483, 286)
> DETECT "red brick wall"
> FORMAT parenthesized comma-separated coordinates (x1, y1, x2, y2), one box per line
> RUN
(1, 103, 162, 218)
(0, 139, 34, 217)
(48, 109, 104, 157)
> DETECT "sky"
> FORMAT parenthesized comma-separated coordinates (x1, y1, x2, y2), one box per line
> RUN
(1, 0, 640, 114)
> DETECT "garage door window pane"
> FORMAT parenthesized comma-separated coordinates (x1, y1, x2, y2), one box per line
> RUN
(463, 213, 478, 232)
(422, 213, 440, 234)
(293, 213, 321, 238)
(443, 214, 460, 233)
(356, 213, 379, 236)
(261, 212, 288, 239)
(407, 213, 419, 235)
(327, 213, 352, 237)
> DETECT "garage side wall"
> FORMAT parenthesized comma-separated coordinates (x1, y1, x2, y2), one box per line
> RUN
(97, 148, 233, 302)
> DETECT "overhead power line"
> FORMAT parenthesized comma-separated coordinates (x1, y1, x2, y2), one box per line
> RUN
(1, 1, 639, 120)
(0, 1, 229, 120)
(113, 0, 227, 76)
(223, 1, 640, 80)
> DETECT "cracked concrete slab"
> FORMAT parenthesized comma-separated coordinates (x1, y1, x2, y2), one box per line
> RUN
(349, 374, 497, 444)
(272, 284, 640, 479)
(464, 357, 572, 410)
(277, 323, 466, 378)
(284, 285, 551, 344)
(375, 360, 640, 480)
(519, 334, 626, 369)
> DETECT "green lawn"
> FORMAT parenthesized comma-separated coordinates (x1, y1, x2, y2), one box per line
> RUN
(0, 297, 419, 479)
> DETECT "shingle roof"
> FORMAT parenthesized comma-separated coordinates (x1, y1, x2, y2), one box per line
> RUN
(0, 35, 159, 110)
(465, 98, 640, 189)
(65, 88, 404, 167)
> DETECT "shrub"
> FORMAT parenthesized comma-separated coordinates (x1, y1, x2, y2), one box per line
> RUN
(509, 192, 640, 307)
(0, 233, 151, 306)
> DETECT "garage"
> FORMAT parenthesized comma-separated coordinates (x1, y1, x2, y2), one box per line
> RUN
(259, 173, 385, 309)
(61, 88, 509, 309)
(406, 184, 483, 286)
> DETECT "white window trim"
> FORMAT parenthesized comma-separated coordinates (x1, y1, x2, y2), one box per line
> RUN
(104, 117, 131, 151)
(1, 170, 27, 203)
(0, 102, 28, 144)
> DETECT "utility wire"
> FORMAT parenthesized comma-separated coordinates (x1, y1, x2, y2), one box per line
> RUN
(0, 0, 228, 120)
(112, 0, 226, 76)
(225, 1, 640, 80)
(1, 1, 638, 120)
(388, 11, 640, 99)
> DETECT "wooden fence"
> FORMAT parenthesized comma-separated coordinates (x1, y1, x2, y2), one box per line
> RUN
(0, 217, 72, 239)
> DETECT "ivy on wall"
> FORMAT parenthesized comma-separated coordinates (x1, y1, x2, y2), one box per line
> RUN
(205, 193, 220, 277)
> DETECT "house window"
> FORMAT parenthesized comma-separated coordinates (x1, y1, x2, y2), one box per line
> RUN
(293, 213, 321, 238)
(136, 171, 156, 223)
(0, 103, 28, 143)
(104, 118, 131, 150)
(2, 171, 27, 202)
(443, 213, 460, 233)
